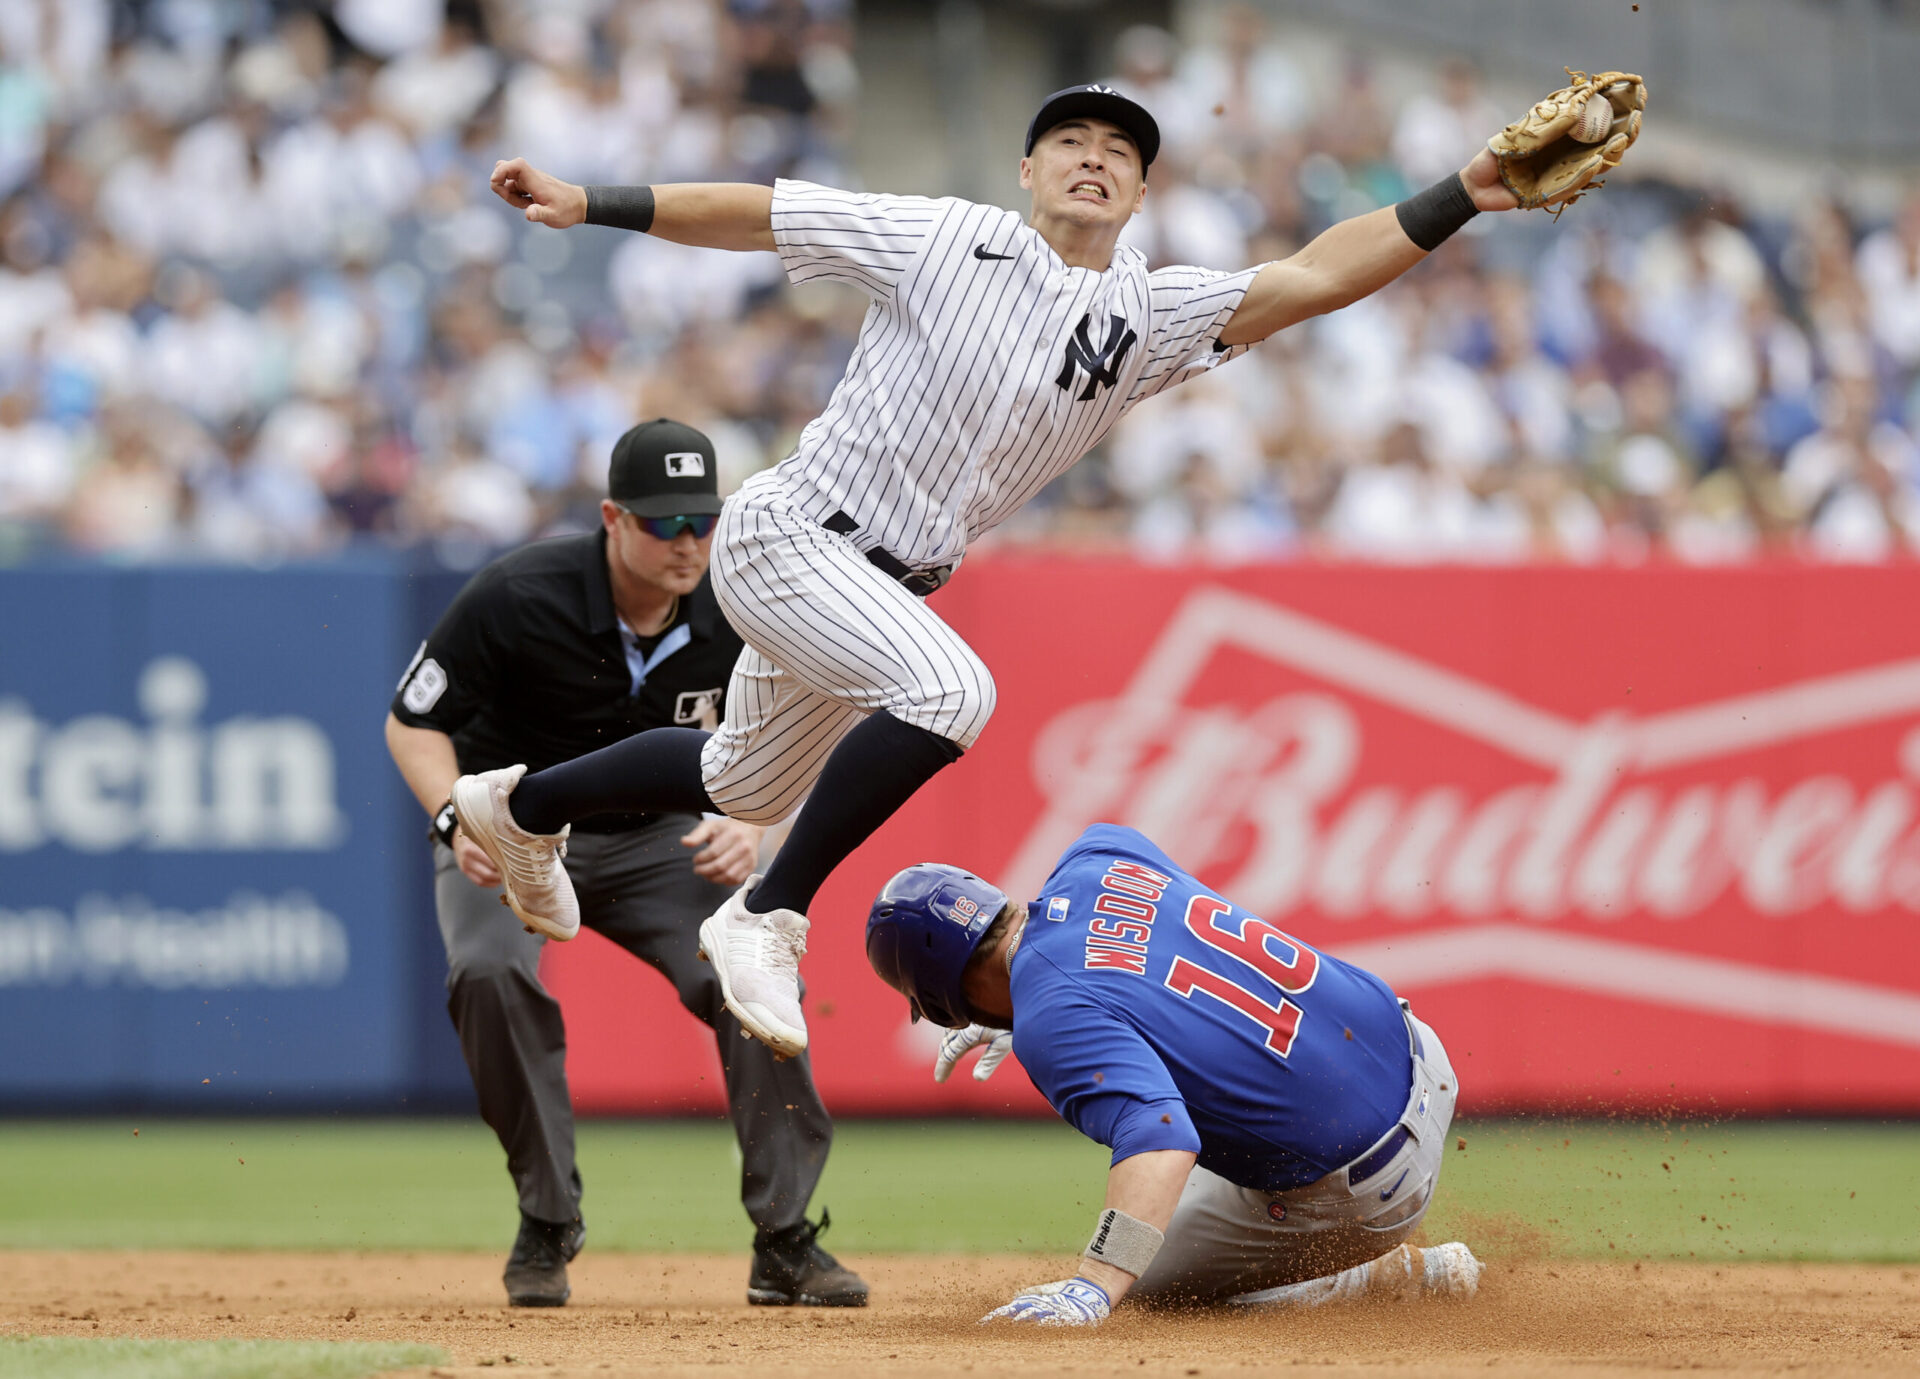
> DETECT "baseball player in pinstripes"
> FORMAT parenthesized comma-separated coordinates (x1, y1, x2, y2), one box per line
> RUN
(454, 84, 1523, 1059)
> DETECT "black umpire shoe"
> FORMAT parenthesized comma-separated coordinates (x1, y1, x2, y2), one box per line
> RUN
(747, 1209, 869, 1307)
(503, 1211, 586, 1307)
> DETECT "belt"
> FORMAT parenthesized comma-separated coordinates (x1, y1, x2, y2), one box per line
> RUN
(822, 511, 953, 597)
(1345, 1125, 1412, 1186)
(1400, 999, 1426, 1061)
(1345, 1007, 1429, 1185)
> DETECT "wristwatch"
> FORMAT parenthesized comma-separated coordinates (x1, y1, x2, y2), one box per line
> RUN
(430, 798, 459, 849)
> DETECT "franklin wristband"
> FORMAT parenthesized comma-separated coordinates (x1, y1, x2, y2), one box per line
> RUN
(584, 184, 656, 234)
(1082, 1207, 1165, 1279)
(1395, 172, 1479, 252)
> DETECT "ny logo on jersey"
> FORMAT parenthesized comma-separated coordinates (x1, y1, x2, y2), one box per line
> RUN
(1056, 312, 1138, 402)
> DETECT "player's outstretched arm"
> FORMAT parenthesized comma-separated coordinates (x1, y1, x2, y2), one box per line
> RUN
(1076, 1149, 1195, 1306)
(982, 1147, 1196, 1325)
(1218, 148, 1516, 347)
(1461, 144, 1524, 212)
(489, 157, 588, 226)
(489, 158, 775, 252)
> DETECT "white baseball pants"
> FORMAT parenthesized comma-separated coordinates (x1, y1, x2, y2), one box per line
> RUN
(699, 471, 996, 826)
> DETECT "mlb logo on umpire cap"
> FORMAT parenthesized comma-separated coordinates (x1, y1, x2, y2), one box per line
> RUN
(608, 418, 724, 517)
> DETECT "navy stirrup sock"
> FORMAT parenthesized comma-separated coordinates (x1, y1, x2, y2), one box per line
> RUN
(745, 710, 964, 916)
(508, 727, 716, 835)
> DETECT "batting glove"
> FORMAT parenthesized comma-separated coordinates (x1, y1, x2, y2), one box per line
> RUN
(981, 1277, 1111, 1326)
(934, 1024, 1013, 1083)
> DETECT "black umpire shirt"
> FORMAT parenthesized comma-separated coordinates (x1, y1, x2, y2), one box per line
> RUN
(390, 531, 742, 832)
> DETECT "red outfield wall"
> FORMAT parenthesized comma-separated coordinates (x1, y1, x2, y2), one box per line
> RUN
(545, 560, 1920, 1116)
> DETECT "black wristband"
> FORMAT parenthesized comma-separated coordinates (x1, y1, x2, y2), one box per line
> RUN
(583, 184, 656, 234)
(1395, 173, 1479, 252)
(430, 798, 459, 849)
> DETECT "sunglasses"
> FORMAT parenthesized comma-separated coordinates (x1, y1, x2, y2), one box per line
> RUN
(623, 511, 718, 541)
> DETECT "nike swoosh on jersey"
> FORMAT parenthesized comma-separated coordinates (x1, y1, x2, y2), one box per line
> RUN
(1379, 1169, 1410, 1202)
(972, 243, 1016, 261)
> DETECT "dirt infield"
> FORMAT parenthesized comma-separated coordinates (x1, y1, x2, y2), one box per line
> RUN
(3, 1248, 1915, 1377)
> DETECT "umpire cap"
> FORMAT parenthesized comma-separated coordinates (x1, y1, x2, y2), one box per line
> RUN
(865, 863, 1009, 1028)
(608, 418, 725, 518)
(1025, 83, 1161, 172)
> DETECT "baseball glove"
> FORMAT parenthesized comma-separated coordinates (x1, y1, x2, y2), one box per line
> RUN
(1487, 69, 1647, 212)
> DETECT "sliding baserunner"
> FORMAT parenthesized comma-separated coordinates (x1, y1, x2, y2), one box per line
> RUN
(867, 824, 1481, 1323)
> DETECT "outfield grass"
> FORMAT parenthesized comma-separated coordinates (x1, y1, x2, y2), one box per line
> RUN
(0, 1119, 1111, 1254)
(0, 1118, 1912, 1262)
(0, 1338, 443, 1379)
(1422, 1119, 1920, 1262)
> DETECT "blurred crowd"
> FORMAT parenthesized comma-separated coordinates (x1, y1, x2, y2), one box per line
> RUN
(0, 0, 858, 565)
(3, 0, 1920, 565)
(1028, 12, 1920, 563)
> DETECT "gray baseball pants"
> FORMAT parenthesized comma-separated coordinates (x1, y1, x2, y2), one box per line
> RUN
(432, 815, 832, 1234)
(1131, 1007, 1459, 1304)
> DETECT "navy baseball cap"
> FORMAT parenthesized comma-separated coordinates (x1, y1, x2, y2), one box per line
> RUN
(1025, 83, 1161, 172)
(608, 418, 724, 518)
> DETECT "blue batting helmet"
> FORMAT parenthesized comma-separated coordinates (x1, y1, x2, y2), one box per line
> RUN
(865, 863, 1009, 1028)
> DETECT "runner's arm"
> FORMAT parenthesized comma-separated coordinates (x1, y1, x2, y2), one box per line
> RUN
(1078, 1148, 1198, 1305)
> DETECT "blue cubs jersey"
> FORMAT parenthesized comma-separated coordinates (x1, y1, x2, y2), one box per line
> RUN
(1009, 824, 1413, 1192)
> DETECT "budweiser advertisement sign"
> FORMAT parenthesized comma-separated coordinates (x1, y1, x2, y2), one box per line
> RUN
(546, 561, 1920, 1115)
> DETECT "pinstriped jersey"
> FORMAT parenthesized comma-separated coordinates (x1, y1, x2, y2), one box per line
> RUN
(767, 179, 1262, 569)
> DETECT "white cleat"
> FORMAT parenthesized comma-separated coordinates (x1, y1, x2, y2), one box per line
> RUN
(697, 875, 808, 1058)
(1229, 1242, 1483, 1310)
(451, 765, 580, 941)
(1421, 1241, 1484, 1299)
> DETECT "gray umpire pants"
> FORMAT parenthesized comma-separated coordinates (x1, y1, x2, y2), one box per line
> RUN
(433, 814, 832, 1235)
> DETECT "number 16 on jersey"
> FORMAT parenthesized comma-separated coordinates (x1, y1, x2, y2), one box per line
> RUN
(1164, 896, 1320, 1058)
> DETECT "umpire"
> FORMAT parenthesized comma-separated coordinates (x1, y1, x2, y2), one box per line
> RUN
(384, 419, 865, 1310)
